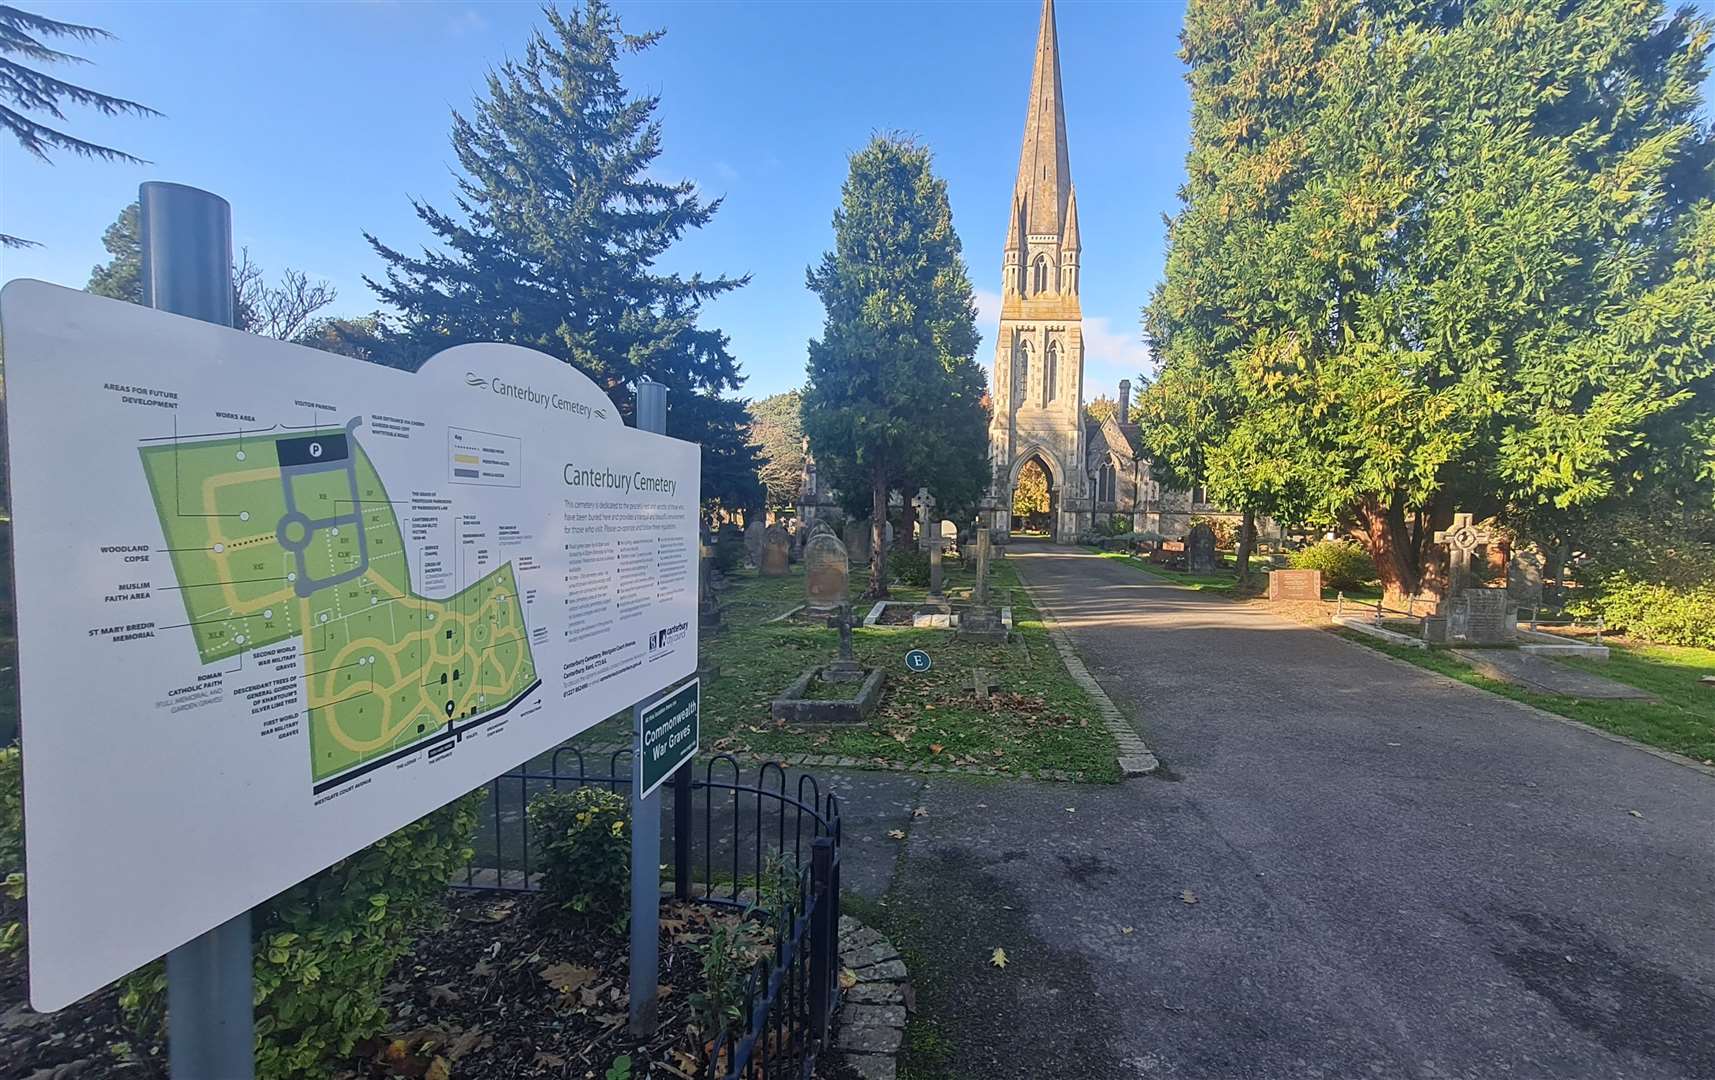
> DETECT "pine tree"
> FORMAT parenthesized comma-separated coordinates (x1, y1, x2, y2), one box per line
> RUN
(1144, 0, 1715, 600)
(362, 1, 760, 505)
(803, 135, 987, 598)
(86, 201, 140, 302)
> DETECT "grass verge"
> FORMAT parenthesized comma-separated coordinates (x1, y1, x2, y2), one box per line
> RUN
(1334, 629, 1715, 762)
(580, 557, 1120, 781)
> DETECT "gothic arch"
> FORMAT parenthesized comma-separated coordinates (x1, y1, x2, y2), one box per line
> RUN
(1007, 443, 1066, 493)
(1032, 254, 1051, 295)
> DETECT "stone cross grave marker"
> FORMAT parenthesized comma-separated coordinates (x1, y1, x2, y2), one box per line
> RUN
(1187, 522, 1218, 573)
(970, 667, 999, 702)
(760, 525, 790, 576)
(804, 532, 849, 614)
(1449, 587, 1517, 644)
(972, 525, 992, 607)
(1433, 512, 1492, 598)
(914, 488, 936, 550)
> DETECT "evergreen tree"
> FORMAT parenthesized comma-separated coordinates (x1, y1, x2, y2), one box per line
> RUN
(1144, 0, 1715, 600)
(86, 201, 140, 302)
(362, 2, 759, 506)
(803, 135, 986, 597)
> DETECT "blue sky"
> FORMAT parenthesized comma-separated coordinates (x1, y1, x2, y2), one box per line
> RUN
(4, 3, 1194, 400)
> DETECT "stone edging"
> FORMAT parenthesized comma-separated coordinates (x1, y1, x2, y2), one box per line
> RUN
(832, 914, 910, 1080)
(1010, 574, 1160, 777)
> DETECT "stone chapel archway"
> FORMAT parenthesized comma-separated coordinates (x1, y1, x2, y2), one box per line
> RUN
(1009, 451, 1060, 537)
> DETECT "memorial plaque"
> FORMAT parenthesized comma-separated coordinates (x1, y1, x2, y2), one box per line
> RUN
(761, 525, 790, 576)
(1451, 587, 1517, 644)
(1269, 568, 1322, 601)
(805, 533, 849, 613)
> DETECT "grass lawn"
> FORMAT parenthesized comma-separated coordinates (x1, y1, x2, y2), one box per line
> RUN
(579, 556, 1119, 781)
(1093, 549, 1257, 597)
(1334, 630, 1715, 762)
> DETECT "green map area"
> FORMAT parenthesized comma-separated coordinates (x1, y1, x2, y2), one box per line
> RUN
(139, 423, 538, 785)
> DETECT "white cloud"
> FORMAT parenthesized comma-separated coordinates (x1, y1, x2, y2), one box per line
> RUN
(971, 287, 1154, 397)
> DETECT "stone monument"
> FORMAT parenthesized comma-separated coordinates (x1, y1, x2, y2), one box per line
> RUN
(697, 541, 723, 630)
(1432, 512, 1492, 598)
(957, 526, 1008, 643)
(804, 532, 849, 617)
(1447, 587, 1518, 645)
(844, 519, 872, 565)
(1186, 522, 1218, 573)
(760, 525, 790, 576)
(928, 539, 945, 599)
(914, 488, 937, 551)
(743, 521, 765, 567)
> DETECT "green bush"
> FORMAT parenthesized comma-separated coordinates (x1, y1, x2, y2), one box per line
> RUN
(1288, 539, 1376, 591)
(1581, 576, 1715, 648)
(122, 791, 482, 1079)
(1, 747, 21, 954)
(888, 547, 930, 587)
(528, 786, 630, 931)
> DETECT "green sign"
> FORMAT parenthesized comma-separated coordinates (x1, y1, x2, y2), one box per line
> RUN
(639, 679, 699, 798)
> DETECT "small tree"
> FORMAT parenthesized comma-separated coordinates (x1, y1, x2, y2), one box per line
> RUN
(749, 390, 806, 511)
(803, 135, 984, 597)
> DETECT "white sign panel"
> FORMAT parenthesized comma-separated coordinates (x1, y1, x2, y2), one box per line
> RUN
(0, 281, 700, 1009)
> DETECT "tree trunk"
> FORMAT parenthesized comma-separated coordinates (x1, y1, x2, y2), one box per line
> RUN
(1235, 508, 1257, 581)
(868, 462, 889, 599)
(1354, 495, 1422, 604)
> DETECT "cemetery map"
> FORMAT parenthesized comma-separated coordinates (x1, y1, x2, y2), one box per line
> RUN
(138, 420, 540, 790)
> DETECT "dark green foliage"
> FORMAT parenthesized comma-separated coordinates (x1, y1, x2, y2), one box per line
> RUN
(750, 391, 805, 510)
(888, 547, 931, 587)
(527, 787, 630, 931)
(1144, 0, 1715, 597)
(0, 748, 20, 954)
(1288, 539, 1376, 592)
(803, 135, 988, 598)
(362, 1, 760, 507)
(86, 201, 141, 301)
(120, 791, 482, 1080)
(0, 6, 157, 247)
(689, 919, 757, 1054)
(1578, 577, 1715, 648)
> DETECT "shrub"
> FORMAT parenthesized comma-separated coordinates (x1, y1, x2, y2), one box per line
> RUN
(888, 547, 930, 586)
(1580, 576, 1715, 648)
(1, 747, 21, 954)
(528, 786, 630, 931)
(1288, 539, 1376, 591)
(121, 790, 482, 1079)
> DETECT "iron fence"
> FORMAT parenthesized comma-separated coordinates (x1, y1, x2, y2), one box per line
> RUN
(459, 749, 843, 1080)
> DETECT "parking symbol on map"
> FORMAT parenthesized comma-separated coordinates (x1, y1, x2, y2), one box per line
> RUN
(905, 649, 931, 673)
(309, 441, 323, 458)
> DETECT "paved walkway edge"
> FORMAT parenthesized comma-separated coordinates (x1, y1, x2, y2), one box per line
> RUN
(1011, 571, 1160, 777)
(832, 914, 910, 1080)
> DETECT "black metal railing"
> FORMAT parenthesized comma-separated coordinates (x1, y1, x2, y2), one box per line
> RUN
(459, 749, 843, 1080)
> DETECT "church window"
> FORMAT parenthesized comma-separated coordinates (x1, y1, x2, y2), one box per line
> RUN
(1012, 339, 1030, 400)
(1044, 340, 1059, 405)
(1032, 254, 1050, 295)
(1192, 484, 1207, 506)
(1097, 462, 1116, 504)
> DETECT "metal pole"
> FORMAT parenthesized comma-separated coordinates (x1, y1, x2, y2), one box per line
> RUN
(629, 377, 669, 1037)
(142, 181, 255, 1080)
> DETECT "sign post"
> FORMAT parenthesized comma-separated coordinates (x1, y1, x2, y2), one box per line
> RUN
(629, 377, 669, 1037)
(139, 181, 258, 1080)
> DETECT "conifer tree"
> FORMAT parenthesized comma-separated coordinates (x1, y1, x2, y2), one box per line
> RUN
(1143, 0, 1715, 600)
(363, 2, 760, 506)
(803, 135, 987, 598)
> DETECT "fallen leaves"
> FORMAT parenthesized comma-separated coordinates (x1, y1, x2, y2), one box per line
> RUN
(539, 962, 598, 994)
(911, 806, 929, 818)
(887, 829, 906, 840)
(1628, 809, 1644, 818)
(1181, 889, 1199, 905)
(839, 967, 859, 990)
(929, 743, 946, 755)
(990, 946, 1008, 968)
(1121, 926, 1135, 935)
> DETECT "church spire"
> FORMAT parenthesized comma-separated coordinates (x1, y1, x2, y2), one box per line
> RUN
(1013, 0, 1073, 238)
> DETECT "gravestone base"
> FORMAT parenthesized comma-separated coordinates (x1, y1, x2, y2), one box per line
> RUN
(956, 606, 1009, 644)
(824, 657, 867, 683)
(771, 665, 887, 725)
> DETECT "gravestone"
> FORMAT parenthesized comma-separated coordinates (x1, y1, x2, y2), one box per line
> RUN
(1433, 512, 1492, 599)
(716, 523, 744, 576)
(743, 521, 764, 567)
(808, 519, 835, 539)
(914, 488, 937, 551)
(1508, 549, 1544, 608)
(1186, 523, 1218, 573)
(1269, 568, 1322, 601)
(825, 604, 864, 682)
(1447, 587, 1517, 645)
(698, 541, 723, 630)
(928, 540, 945, 598)
(760, 525, 790, 576)
(844, 519, 872, 565)
(804, 532, 849, 616)
(958, 526, 1007, 642)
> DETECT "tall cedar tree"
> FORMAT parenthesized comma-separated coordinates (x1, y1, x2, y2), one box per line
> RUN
(363, 2, 761, 507)
(1142, 0, 1715, 600)
(0, 5, 157, 247)
(803, 136, 987, 598)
